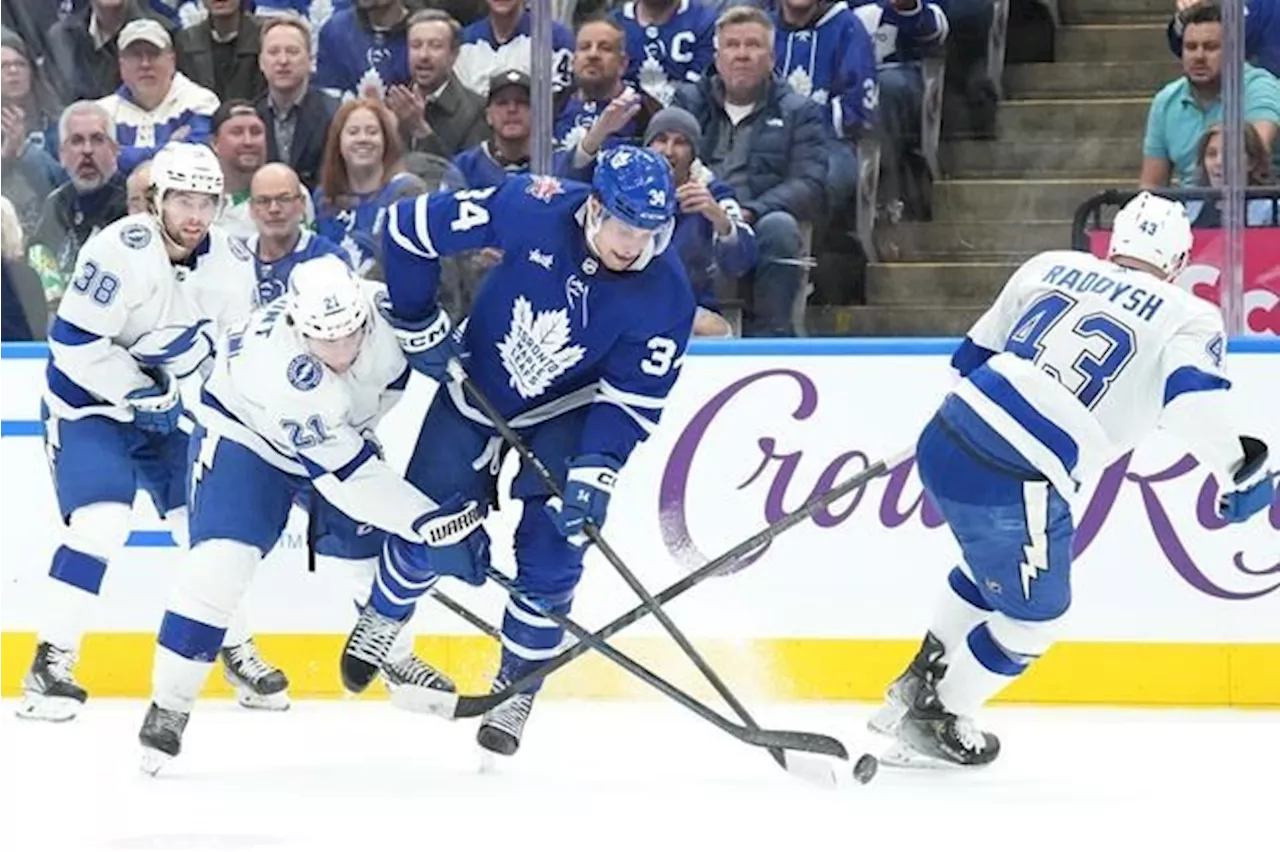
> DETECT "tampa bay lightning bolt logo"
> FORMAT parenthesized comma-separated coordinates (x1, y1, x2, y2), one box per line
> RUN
(121, 224, 152, 249)
(287, 353, 324, 391)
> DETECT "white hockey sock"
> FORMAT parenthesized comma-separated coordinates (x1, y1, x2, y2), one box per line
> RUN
(927, 564, 994, 665)
(40, 503, 133, 652)
(222, 606, 250, 649)
(938, 615, 1055, 717)
(152, 645, 212, 713)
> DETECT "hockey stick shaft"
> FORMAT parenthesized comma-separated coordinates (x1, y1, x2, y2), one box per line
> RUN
(481, 567, 847, 759)
(453, 441, 912, 716)
(448, 363, 773, 754)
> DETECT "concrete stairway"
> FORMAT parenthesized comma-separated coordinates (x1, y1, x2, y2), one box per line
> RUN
(811, 0, 1179, 336)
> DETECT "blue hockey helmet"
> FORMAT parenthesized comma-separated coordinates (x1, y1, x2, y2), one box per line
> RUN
(592, 145, 677, 231)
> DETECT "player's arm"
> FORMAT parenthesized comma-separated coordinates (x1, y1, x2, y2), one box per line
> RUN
(276, 386, 451, 544)
(48, 254, 153, 403)
(1157, 310, 1275, 523)
(545, 294, 694, 548)
(950, 258, 1041, 376)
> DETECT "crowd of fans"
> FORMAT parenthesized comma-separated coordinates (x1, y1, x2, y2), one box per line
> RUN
(1141, 0, 1280, 227)
(2, 0, 999, 341)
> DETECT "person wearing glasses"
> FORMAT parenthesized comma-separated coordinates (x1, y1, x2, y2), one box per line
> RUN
(247, 161, 351, 305)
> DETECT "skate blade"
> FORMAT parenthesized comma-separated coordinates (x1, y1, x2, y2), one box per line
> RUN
(140, 747, 174, 777)
(866, 701, 907, 737)
(389, 686, 459, 718)
(878, 741, 982, 770)
(476, 746, 507, 775)
(15, 694, 82, 722)
(235, 689, 291, 712)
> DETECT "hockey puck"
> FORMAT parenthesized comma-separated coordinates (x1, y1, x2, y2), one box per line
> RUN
(852, 753, 879, 785)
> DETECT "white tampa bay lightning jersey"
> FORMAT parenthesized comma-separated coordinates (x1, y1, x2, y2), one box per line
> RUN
(45, 214, 258, 423)
(197, 280, 436, 542)
(952, 249, 1242, 498)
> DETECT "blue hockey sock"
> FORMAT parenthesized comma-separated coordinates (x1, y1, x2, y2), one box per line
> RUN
(158, 611, 228, 663)
(498, 593, 572, 693)
(371, 541, 439, 621)
(48, 545, 108, 595)
(937, 621, 1040, 716)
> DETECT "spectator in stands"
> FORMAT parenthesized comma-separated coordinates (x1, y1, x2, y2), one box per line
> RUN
(126, 158, 152, 214)
(2, 105, 66, 240)
(315, 0, 413, 100)
(210, 99, 269, 239)
(313, 97, 424, 274)
(452, 68, 537, 187)
(673, 5, 828, 337)
(28, 101, 127, 303)
(1185, 122, 1278, 226)
(1, 0, 61, 71)
(47, 0, 175, 103)
(1, 195, 49, 341)
(771, 0, 877, 141)
(1167, 0, 1280, 80)
(247, 162, 351, 303)
(556, 16, 661, 151)
(646, 106, 756, 337)
(853, 0, 949, 222)
(176, 0, 267, 104)
(255, 15, 338, 191)
(2, 29, 63, 157)
(454, 0, 575, 96)
(613, 0, 717, 107)
(97, 19, 221, 174)
(1142, 2, 1280, 188)
(387, 10, 489, 159)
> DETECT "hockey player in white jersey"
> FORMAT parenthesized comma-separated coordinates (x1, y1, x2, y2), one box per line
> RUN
(869, 192, 1276, 768)
(19, 142, 290, 722)
(138, 255, 475, 772)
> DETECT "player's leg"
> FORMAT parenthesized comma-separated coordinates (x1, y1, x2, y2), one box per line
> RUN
(138, 426, 291, 711)
(884, 412, 1073, 767)
(340, 391, 491, 691)
(140, 431, 294, 772)
(476, 410, 586, 757)
(315, 498, 455, 705)
(18, 412, 138, 721)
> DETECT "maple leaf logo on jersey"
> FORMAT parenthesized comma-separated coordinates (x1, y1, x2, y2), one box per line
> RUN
(497, 297, 586, 399)
(526, 175, 565, 203)
(638, 57, 676, 107)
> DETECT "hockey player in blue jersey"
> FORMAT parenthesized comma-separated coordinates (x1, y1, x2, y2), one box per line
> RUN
(868, 193, 1277, 768)
(340, 145, 695, 757)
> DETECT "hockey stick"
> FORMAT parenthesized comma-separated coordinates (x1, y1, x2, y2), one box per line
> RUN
(429, 582, 850, 784)
(438, 440, 912, 722)
(444, 361, 892, 783)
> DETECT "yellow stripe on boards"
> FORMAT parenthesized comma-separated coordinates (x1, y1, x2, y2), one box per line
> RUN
(1, 633, 1276, 706)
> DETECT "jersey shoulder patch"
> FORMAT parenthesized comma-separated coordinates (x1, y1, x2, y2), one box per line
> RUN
(120, 224, 152, 250)
(525, 175, 565, 203)
(287, 353, 324, 391)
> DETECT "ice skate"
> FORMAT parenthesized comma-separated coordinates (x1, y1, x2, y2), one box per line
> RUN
(221, 639, 290, 711)
(383, 653, 457, 715)
(867, 631, 947, 737)
(476, 674, 536, 759)
(139, 702, 190, 776)
(15, 642, 87, 722)
(882, 679, 1000, 769)
(340, 601, 408, 693)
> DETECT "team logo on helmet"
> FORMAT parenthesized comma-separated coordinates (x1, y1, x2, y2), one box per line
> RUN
(287, 353, 324, 391)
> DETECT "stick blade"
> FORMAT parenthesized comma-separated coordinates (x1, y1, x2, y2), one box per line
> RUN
(779, 750, 841, 788)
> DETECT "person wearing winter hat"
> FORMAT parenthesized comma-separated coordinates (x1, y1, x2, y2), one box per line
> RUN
(644, 106, 756, 337)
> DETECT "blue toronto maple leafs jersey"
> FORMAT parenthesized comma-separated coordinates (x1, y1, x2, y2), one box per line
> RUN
(452, 143, 576, 189)
(314, 7, 411, 99)
(554, 92, 649, 151)
(248, 230, 352, 305)
(772, 1, 879, 137)
(614, 0, 717, 106)
(313, 174, 421, 275)
(852, 0, 949, 67)
(383, 175, 696, 464)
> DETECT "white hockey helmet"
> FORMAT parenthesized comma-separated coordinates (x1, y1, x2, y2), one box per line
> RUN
(287, 255, 369, 341)
(1107, 191, 1193, 280)
(150, 141, 224, 205)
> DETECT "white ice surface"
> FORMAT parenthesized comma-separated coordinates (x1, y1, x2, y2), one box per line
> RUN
(1, 700, 1274, 852)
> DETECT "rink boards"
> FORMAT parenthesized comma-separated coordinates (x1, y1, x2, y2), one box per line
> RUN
(1, 339, 1277, 706)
